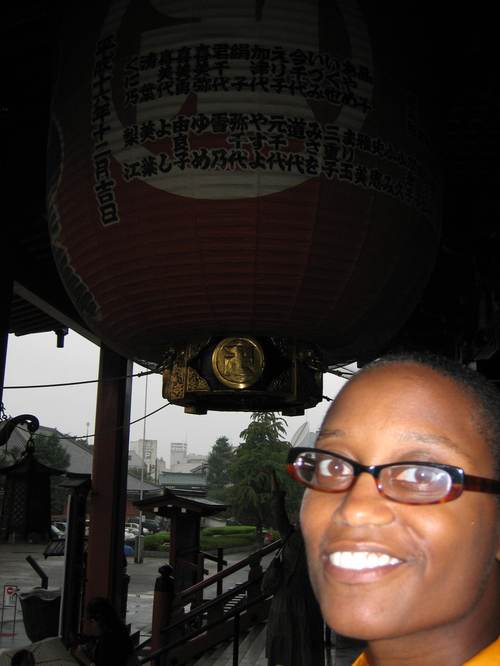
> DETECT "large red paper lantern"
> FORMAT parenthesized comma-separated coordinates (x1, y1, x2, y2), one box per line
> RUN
(47, 1, 440, 411)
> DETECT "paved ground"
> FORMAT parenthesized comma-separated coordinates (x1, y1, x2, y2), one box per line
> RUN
(0, 543, 270, 654)
(0, 545, 362, 664)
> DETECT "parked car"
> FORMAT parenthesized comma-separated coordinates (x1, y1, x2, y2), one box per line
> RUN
(125, 523, 139, 535)
(127, 518, 140, 526)
(125, 522, 150, 535)
(52, 521, 67, 533)
(124, 530, 136, 544)
(142, 519, 161, 533)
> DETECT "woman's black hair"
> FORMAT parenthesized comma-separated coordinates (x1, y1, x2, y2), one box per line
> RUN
(11, 650, 35, 666)
(357, 350, 500, 477)
(86, 596, 123, 632)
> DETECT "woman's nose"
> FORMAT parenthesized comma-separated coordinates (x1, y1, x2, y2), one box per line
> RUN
(335, 472, 396, 527)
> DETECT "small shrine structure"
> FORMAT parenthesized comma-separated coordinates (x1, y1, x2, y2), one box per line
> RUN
(135, 489, 227, 593)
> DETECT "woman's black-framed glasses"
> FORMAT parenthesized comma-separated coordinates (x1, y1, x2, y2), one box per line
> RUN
(287, 447, 500, 505)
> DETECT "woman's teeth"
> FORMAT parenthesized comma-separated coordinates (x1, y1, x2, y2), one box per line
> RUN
(329, 551, 401, 570)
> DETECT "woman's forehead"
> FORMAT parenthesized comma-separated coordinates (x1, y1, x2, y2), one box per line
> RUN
(321, 362, 494, 468)
(336, 362, 471, 407)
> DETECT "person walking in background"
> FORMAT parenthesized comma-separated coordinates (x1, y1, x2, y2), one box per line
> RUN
(262, 470, 325, 666)
(78, 597, 138, 666)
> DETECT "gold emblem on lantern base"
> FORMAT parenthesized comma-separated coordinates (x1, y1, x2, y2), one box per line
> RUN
(161, 336, 323, 414)
(211, 337, 265, 389)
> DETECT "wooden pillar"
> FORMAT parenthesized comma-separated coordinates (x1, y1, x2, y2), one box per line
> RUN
(169, 511, 201, 593)
(85, 344, 132, 615)
(59, 476, 91, 645)
(150, 564, 175, 652)
(0, 270, 12, 410)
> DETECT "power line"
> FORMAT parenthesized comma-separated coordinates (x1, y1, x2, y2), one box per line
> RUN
(13, 402, 171, 442)
(2, 369, 156, 390)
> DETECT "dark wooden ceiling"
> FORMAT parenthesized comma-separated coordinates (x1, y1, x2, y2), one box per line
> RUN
(4, 3, 500, 368)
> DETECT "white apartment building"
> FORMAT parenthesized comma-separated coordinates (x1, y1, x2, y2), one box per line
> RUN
(169, 442, 207, 473)
(130, 438, 158, 474)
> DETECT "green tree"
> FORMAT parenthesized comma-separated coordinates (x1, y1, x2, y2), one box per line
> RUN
(239, 412, 287, 444)
(207, 436, 233, 487)
(32, 433, 71, 516)
(229, 412, 292, 540)
(32, 433, 70, 470)
(0, 443, 23, 467)
(0, 432, 70, 470)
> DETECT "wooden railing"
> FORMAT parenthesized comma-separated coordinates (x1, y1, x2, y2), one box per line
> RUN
(137, 539, 282, 665)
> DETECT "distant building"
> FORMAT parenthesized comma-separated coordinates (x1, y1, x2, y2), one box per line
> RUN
(128, 450, 144, 470)
(156, 457, 167, 474)
(190, 461, 209, 477)
(130, 438, 158, 475)
(169, 442, 208, 473)
(170, 442, 188, 468)
(158, 470, 208, 494)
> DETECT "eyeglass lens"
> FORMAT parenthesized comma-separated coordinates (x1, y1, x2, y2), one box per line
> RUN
(295, 451, 454, 504)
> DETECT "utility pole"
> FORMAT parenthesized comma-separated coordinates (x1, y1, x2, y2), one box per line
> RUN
(135, 374, 148, 563)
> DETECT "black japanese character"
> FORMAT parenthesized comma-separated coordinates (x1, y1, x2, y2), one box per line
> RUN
(140, 121, 157, 144)
(190, 114, 211, 134)
(141, 156, 159, 177)
(122, 161, 142, 181)
(211, 113, 229, 133)
(287, 117, 306, 140)
(99, 203, 119, 225)
(172, 116, 190, 134)
(354, 164, 368, 186)
(92, 124, 110, 143)
(191, 148, 211, 170)
(139, 52, 158, 70)
(123, 126, 139, 147)
(139, 83, 158, 103)
(95, 36, 116, 56)
(229, 44, 250, 60)
(156, 118, 172, 140)
(339, 162, 354, 182)
(158, 153, 172, 173)
(94, 155, 111, 181)
(227, 149, 249, 170)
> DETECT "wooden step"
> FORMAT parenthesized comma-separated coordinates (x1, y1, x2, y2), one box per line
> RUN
(187, 621, 267, 666)
(237, 623, 267, 666)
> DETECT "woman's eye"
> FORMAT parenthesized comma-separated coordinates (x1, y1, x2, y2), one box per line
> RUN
(394, 466, 439, 484)
(318, 457, 351, 478)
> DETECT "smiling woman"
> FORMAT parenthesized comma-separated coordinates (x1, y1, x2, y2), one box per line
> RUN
(290, 351, 500, 666)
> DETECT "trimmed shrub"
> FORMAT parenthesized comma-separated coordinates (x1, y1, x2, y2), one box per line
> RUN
(143, 525, 277, 553)
(200, 533, 256, 551)
(144, 530, 170, 551)
(201, 525, 256, 537)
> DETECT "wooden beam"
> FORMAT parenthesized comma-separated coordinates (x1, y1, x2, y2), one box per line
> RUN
(84, 344, 132, 616)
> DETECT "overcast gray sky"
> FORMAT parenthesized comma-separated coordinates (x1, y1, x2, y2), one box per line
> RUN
(3, 330, 353, 464)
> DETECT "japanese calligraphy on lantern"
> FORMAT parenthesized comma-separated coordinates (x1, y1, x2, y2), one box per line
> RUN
(122, 43, 373, 112)
(87, 0, 436, 222)
(120, 112, 432, 214)
(91, 35, 120, 226)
